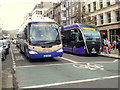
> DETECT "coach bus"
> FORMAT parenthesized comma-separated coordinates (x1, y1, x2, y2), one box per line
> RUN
(61, 23, 102, 55)
(17, 17, 63, 59)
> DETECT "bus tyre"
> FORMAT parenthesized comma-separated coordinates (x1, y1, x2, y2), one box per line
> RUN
(24, 47, 29, 59)
(19, 45, 22, 53)
(2, 54, 6, 61)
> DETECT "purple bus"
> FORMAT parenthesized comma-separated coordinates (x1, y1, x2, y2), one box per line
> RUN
(61, 23, 102, 55)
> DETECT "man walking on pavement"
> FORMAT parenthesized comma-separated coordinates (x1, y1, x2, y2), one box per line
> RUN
(117, 39, 120, 56)
(104, 38, 110, 55)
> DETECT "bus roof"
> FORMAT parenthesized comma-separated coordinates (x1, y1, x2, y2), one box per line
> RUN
(17, 17, 56, 34)
(23, 17, 55, 26)
(64, 23, 97, 30)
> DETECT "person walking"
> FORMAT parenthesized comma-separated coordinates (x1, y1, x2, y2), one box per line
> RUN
(104, 38, 110, 55)
(117, 40, 120, 56)
(112, 39, 116, 50)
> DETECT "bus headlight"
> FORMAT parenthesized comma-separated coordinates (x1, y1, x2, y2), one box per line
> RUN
(57, 48, 63, 52)
(29, 50, 38, 54)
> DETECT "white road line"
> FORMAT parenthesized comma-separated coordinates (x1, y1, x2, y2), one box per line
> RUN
(16, 63, 73, 68)
(15, 56, 24, 61)
(12, 49, 18, 51)
(113, 59, 118, 62)
(13, 51, 19, 54)
(60, 57, 78, 63)
(20, 75, 120, 89)
(10, 46, 16, 71)
(60, 57, 118, 64)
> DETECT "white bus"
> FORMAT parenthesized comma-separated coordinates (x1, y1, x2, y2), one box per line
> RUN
(17, 17, 63, 59)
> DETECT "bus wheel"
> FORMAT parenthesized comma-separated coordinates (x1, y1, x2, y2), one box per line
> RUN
(24, 47, 29, 59)
(19, 45, 22, 53)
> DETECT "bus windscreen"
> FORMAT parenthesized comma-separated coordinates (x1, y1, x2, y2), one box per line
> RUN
(29, 22, 61, 45)
(81, 25, 100, 42)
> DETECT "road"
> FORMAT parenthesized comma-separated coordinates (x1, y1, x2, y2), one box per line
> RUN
(2, 43, 120, 89)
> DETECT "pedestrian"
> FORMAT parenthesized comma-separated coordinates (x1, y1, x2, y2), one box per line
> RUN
(117, 40, 120, 56)
(112, 39, 116, 50)
(104, 38, 110, 55)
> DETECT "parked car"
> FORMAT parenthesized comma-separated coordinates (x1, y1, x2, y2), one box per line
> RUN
(2, 40, 10, 54)
(0, 40, 6, 60)
(12, 39, 17, 44)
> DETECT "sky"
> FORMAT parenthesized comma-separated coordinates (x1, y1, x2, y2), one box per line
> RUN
(0, 0, 60, 30)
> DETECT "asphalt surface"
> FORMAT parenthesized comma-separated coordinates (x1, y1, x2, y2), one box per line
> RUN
(2, 43, 120, 89)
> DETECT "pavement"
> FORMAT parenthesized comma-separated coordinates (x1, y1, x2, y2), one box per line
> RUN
(2, 70, 13, 89)
(100, 49, 120, 59)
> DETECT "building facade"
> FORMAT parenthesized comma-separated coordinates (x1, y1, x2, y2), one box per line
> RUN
(65, 1, 80, 25)
(81, 0, 120, 43)
(43, 2, 67, 26)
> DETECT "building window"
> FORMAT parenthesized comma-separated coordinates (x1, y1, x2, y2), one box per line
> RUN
(51, 11, 52, 14)
(116, 10, 120, 21)
(63, 21, 66, 25)
(82, 6, 85, 15)
(94, 16, 97, 25)
(115, 0, 119, 3)
(40, 11, 42, 15)
(63, 11, 66, 17)
(36, 11, 38, 14)
(107, 0, 110, 6)
(63, 3, 66, 7)
(88, 4, 90, 12)
(93, 2, 96, 11)
(100, 14, 103, 24)
(100, 1, 103, 9)
(107, 12, 111, 23)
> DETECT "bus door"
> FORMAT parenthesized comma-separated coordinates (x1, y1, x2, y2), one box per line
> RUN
(63, 30, 73, 52)
(70, 29, 85, 54)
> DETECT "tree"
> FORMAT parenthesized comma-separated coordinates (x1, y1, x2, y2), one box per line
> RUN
(74, 2, 96, 24)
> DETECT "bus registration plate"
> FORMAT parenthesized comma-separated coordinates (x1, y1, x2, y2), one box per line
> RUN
(44, 55, 51, 57)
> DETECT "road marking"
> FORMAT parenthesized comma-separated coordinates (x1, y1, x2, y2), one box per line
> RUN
(10, 46, 16, 71)
(20, 75, 120, 89)
(60, 57, 79, 63)
(60, 57, 118, 64)
(15, 56, 24, 61)
(73, 63, 104, 70)
(16, 63, 73, 68)
(12, 49, 18, 51)
(113, 59, 118, 62)
(13, 51, 19, 54)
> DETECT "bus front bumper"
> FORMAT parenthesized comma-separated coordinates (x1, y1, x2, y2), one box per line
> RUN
(28, 49, 63, 59)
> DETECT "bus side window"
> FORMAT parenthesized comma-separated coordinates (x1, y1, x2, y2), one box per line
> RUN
(71, 33, 76, 41)
(24, 26, 28, 42)
(64, 30, 71, 41)
(70, 29, 79, 42)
